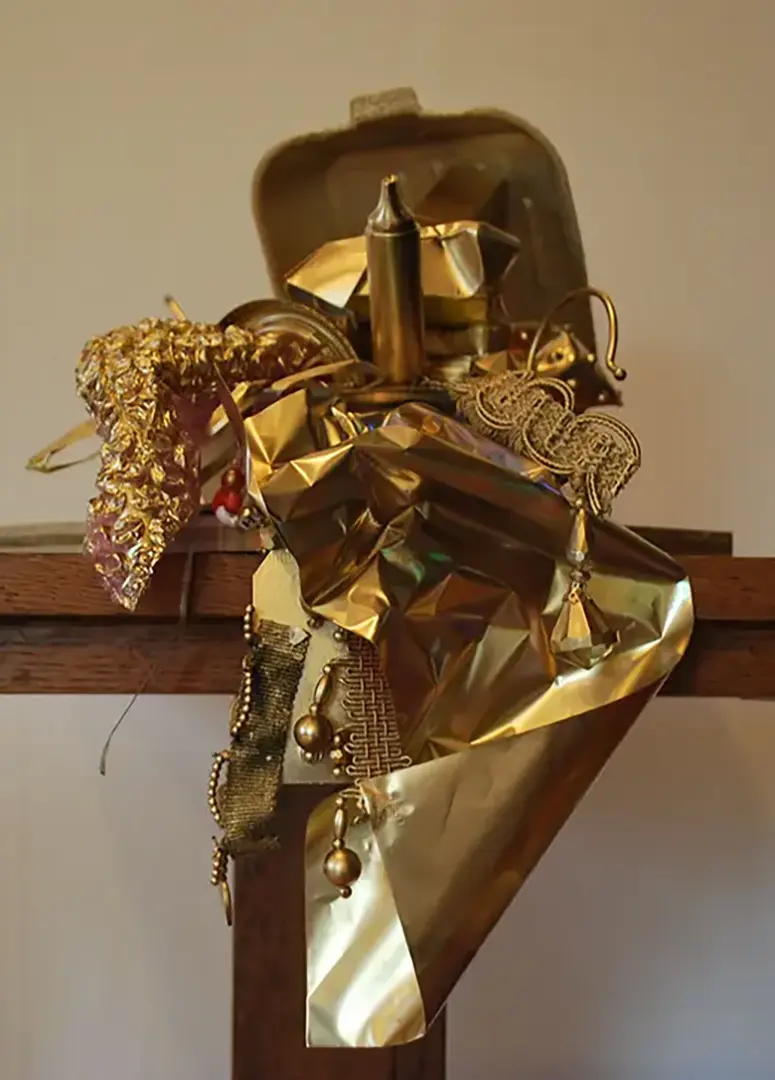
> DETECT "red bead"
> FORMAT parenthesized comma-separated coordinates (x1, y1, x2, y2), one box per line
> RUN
(223, 489, 242, 515)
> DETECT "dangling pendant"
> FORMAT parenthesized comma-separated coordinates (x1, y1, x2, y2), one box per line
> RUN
(293, 662, 336, 762)
(293, 712, 334, 762)
(210, 840, 233, 926)
(550, 502, 617, 669)
(323, 794, 362, 899)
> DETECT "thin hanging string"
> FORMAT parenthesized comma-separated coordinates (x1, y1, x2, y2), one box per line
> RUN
(98, 664, 156, 776)
(99, 546, 194, 774)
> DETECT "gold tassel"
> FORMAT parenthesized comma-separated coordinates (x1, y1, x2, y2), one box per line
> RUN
(550, 503, 617, 669)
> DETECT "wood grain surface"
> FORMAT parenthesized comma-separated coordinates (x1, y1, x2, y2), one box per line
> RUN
(1, 540, 773, 698)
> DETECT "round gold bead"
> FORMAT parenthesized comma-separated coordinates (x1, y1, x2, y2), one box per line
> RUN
(239, 505, 258, 530)
(330, 748, 345, 765)
(332, 766, 343, 778)
(293, 713, 333, 758)
(333, 628, 346, 643)
(323, 846, 361, 892)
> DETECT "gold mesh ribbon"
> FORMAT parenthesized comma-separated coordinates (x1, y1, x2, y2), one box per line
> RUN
(220, 620, 308, 852)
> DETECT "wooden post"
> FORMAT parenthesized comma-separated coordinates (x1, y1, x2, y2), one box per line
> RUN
(233, 786, 445, 1080)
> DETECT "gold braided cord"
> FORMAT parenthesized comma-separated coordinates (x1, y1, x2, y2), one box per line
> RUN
(340, 635, 410, 780)
(455, 370, 640, 515)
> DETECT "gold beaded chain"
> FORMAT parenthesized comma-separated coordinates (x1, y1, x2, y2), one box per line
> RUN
(322, 790, 365, 899)
(292, 623, 410, 899)
(208, 607, 258, 925)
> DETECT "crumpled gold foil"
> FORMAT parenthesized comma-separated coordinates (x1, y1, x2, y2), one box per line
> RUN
(242, 390, 693, 1047)
(75, 317, 322, 608)
(286, 220, 520, 326)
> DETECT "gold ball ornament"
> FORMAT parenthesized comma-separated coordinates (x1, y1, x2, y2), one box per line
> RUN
(293, 712, 333, 759)
(323, 846, 362, 897)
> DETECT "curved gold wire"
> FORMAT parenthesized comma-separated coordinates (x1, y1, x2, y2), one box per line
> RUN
(525, 286, 626, 382)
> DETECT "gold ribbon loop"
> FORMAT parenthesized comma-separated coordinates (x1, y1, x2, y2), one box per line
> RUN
(26, 419, 99, 473)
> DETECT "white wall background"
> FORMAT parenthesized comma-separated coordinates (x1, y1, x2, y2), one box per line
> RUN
(2, 1, 775, 1077)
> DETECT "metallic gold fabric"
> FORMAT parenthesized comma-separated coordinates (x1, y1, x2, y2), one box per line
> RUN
(220, 619, 308, 853)
(306, 691, 648, 1046)
(242, 389, 693, 1047)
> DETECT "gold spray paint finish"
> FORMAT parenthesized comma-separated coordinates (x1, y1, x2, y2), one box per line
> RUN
(365, 175, 425, 384)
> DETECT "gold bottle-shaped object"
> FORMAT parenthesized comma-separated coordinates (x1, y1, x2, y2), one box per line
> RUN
(365, 175, 425, 385)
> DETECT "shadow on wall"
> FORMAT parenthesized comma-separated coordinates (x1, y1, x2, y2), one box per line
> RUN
(448, 698, 775, 1080)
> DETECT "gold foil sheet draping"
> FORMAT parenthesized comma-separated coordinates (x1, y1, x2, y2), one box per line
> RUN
(306, 690, 650, 1047)
(242, 390, 693, 1047)
(220, 619, 308, 853)
(75, 317, 323, 609)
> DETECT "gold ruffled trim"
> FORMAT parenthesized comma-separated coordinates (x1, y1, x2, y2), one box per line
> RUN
(77, 317, 320, 608)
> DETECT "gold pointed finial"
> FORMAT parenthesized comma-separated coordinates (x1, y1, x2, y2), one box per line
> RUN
(367, 175, 416, 234)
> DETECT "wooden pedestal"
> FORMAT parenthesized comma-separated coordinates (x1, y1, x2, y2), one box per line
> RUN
(2, 529, 773, 1079)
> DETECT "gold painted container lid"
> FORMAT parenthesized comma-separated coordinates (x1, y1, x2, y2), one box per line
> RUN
(251, 88, 621, 411)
